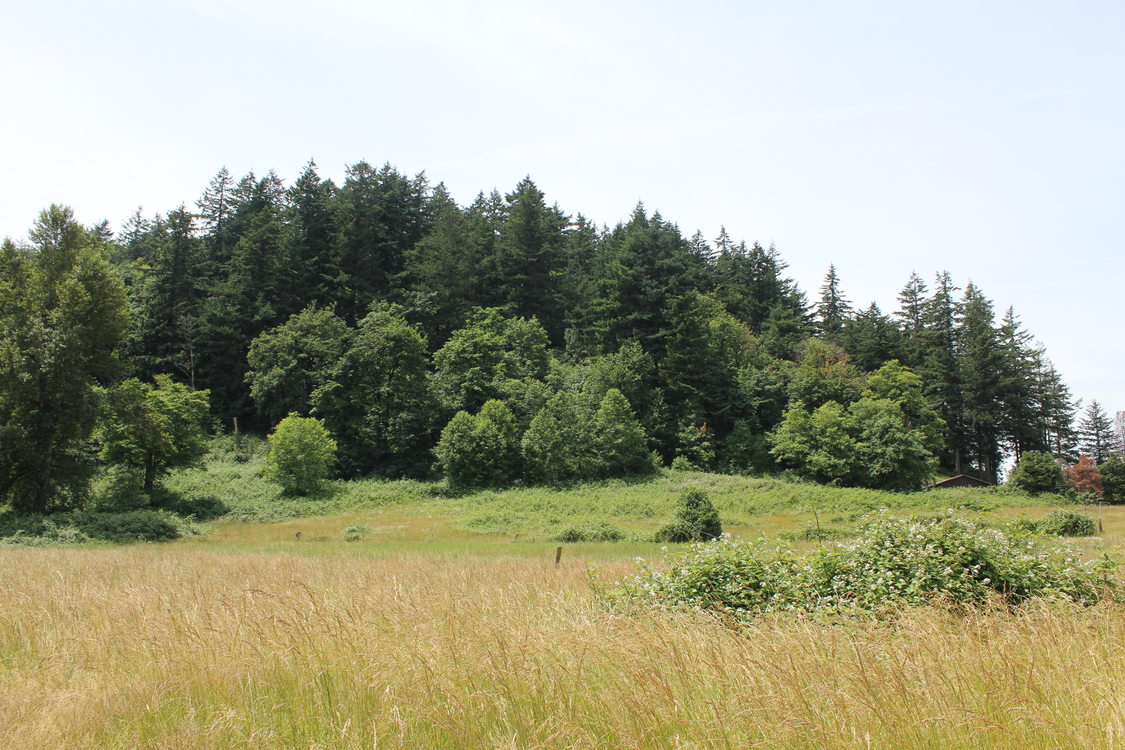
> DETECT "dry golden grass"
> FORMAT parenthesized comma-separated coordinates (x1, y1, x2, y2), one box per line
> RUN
(1, 547, 1123, 749)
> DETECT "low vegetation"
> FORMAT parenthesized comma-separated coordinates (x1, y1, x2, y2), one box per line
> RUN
(612, 514, 1112, 621)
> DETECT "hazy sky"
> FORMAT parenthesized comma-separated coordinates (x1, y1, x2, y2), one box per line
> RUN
(2, 0, 1122, 415)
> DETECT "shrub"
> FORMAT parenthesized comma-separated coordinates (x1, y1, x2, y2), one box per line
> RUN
(555, 523, 626, 543)
(654, 488, 722, 542)
(1008, 451, 1067, 495)
(614, 514, 1109, 620)
(265, 414, 337, 495)
(670, 455, 698, 472)
(341, 524, 370, 542)
(72, 510, 183, 543)
(151, 491, 229, 521)
(1035, 510, 1096, 537)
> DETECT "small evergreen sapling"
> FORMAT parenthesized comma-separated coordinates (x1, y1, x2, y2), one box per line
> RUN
(655, 488, 723, 543)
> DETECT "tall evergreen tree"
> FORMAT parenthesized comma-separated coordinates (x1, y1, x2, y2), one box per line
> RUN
(895, 271, 928, 368)
(588, 205, 705, 356)
(1078, 400, 1115, 465)
(131, 206, 204, 383)
(488, 178, 569, 342)
(841, 302, 903, 371)
(286, 160, 338, 306)
(816, 264, 852, 340)
(917, 271, 964, 473)
(957, 282, 1004, 482)
(332, 162, 430, 321)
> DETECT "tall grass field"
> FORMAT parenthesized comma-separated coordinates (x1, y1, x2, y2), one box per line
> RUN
(1, 546, 1123, 749)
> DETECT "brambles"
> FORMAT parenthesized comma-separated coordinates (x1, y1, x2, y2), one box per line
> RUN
(617, 514, 1111, 620)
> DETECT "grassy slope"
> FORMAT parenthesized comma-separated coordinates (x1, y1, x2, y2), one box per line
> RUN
(158, 452, 1125, 561)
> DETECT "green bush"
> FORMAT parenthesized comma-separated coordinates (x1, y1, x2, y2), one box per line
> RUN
(1035, 510, 1096, 537)
(1100, 455, 1125, 504)
(0, 510, 184, 544)
(151, 491, 229, 521)
(654, 488, 722, 542)
(265, 414, 337, 495)
(614, 514, 1109, 620)
(72, 510, 184, 543)
(1007, 451, 1068, 495)
(435, 400, 521, 488)
(341, 524, 370, 542)
(555, 523, 626, 543)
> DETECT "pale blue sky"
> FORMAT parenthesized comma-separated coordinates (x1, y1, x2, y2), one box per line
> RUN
(2, 0, 1122, 416)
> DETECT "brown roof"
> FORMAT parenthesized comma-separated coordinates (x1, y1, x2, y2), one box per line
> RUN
(930, 474, 992, 489)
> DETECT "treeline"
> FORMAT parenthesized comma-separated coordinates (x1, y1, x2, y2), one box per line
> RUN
(0, 160, 1111, 513)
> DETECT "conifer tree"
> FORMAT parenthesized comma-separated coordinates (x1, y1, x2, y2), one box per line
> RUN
(958, 282, 1004, 482)
(1078, 400, 1115, 465)
(816, 264, 852, 339)
(489, 178, 568, 342)
(286, 160, 338, 306)
(895, 271, 928, 368)
(917, 271, 964, 473)
(593, 389, 653, 477)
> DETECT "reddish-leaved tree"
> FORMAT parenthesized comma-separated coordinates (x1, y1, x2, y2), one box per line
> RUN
(1065, 454, 1103, 497)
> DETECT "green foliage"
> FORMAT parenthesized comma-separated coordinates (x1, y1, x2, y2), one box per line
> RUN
(555, 523, 626, 543)
(432, 307, 550, 416)
(0, 509, 184, 545)
(617, 514, 1109, 620)
(266, 415, 338, 495)
(654, 488, 722, 542)
(0, 206, 131, 512)
(674, 419, 717, 471)
(245, 305, 351, 426)
(341, 523, 371, 542)
(435, 400, 522, 488)
(310, 304, 435, 477)
(770, 401, 857, 485)
(771, 360, 941, 491)
(787, 340, 863, 410)
(718, 420, 771, 475)
(1034, 510, 1096, 537)
(1008, 451, 1068, 495)
(97, 375, 210, 493)
(1100, 455, 1125, 504)
(593, 389, 655, 478)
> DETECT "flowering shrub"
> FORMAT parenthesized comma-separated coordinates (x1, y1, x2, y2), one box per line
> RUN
(612, 513, 1111, 620)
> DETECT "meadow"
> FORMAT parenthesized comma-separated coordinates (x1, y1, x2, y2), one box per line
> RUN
(1, 453, 1123, 749)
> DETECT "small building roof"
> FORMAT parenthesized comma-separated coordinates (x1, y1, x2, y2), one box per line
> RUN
(929, 474, 992, 489)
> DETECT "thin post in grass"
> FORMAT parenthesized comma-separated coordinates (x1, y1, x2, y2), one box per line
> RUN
(555, 546, 562, 564)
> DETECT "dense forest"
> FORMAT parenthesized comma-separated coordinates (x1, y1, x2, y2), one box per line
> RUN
(2, 160, 1120, 513)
